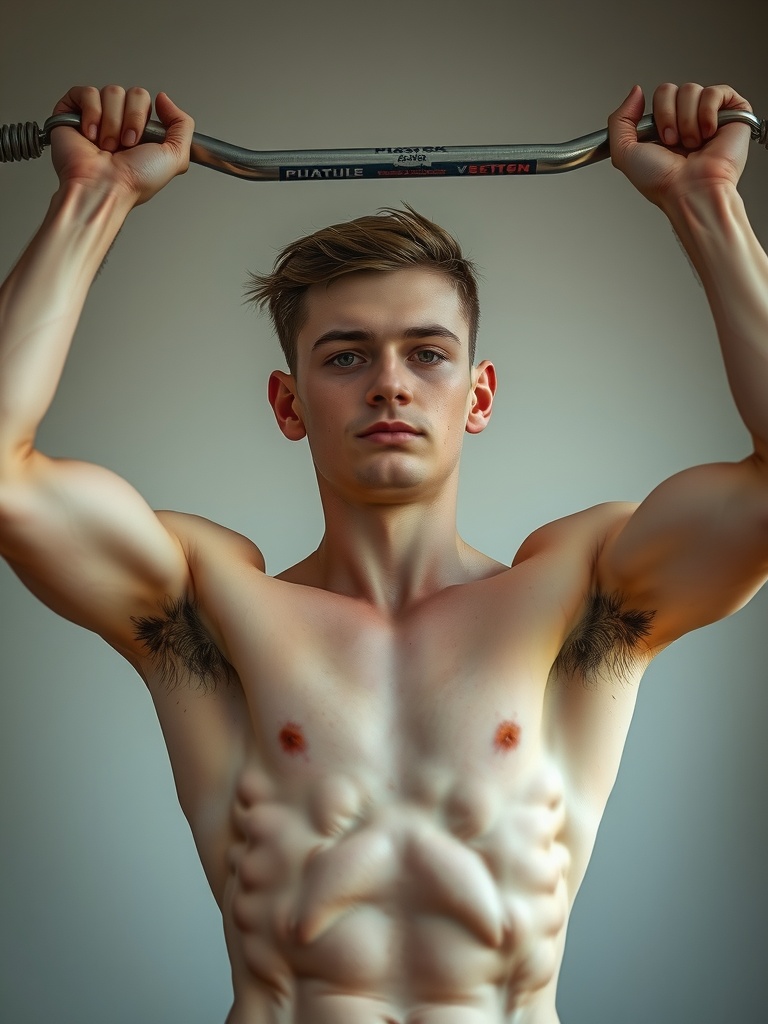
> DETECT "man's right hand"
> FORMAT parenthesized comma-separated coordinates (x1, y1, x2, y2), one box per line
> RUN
(50, 85, 194, 206)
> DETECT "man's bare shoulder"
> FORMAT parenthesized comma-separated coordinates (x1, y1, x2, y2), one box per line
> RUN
(511, 501, 639, 568)
(155, 509, 266, 574)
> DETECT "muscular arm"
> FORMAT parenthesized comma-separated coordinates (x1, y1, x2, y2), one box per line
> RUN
(597, 84, 768, 646)
(0, 87, 195, 651)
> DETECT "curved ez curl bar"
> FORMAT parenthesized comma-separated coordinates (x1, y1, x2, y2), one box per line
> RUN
(1, 109, 766, 181)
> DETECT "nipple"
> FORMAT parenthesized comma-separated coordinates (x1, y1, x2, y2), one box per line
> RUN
(279, 721, 308, 756)
(494, 720, 521, 752)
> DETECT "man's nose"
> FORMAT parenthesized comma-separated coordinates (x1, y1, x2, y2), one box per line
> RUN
(366, 354, 413, 405)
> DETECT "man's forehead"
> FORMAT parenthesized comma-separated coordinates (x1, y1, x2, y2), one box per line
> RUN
(300, 267, 469, 338)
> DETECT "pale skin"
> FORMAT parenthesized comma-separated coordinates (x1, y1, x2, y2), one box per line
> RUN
(1, 81, 767, 1023)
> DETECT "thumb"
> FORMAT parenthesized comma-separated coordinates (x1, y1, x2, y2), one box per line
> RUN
(154, 91, 194, 161)
(609, 84, 645, 163)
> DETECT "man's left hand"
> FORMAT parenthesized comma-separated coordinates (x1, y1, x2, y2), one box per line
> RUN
(608, 82, 752, 210)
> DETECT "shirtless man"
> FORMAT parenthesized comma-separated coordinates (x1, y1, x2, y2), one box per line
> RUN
(0, 80, 766, 1023)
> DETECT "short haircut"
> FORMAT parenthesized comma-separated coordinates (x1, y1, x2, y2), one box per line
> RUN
(245, 204, 480, 374)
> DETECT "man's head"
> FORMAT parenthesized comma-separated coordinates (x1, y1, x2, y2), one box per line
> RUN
(246, 205, 480, 374)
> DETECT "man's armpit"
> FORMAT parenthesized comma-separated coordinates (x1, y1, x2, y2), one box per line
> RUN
(554, 590, 656, 685)
(131, 596, 235, 692)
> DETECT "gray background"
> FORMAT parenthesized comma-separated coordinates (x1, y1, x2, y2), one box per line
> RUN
(1, 1, 766, 1021)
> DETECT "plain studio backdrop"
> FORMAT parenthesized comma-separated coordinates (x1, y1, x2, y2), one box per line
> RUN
(1, 1, 765, 1021)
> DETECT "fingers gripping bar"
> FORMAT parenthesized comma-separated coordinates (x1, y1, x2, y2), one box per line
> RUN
(1, 109, 766, 180)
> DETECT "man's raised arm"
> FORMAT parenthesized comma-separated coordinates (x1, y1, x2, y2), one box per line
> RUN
(0, 86, 194, 652)
(597, 83, 768, 647)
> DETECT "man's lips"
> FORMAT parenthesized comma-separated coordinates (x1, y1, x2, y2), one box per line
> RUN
(357, 421, 423, 441)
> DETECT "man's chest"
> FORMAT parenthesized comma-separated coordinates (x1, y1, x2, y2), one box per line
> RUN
(138, 551, 651, 795)
(139, 559, 652, 906)
(208, 571, 571, 782)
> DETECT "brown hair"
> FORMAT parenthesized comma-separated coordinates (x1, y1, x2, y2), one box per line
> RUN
(245, 204, 480, 374)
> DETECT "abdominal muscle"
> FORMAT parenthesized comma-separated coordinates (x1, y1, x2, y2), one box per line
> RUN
(219, 754, 571, 1024)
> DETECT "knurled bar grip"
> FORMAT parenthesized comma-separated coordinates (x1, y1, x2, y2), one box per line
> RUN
(1, 109, 765, 180)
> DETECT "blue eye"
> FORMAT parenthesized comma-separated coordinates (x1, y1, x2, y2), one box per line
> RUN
(332, 352, 359, 367)
(416, 350, 445, 364)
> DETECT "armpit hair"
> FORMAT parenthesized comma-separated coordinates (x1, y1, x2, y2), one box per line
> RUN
(131, 596, 235, 693)
(554, 590, 656, 685)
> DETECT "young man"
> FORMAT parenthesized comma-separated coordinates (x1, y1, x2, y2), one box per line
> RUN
(0, 81, 766, 1023)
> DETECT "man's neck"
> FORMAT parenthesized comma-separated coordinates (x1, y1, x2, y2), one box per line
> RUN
(279, 488, 505, 615)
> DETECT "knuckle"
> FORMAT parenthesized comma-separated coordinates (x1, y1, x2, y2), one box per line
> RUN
(727, 87, 752, 112)
(701, 86, 723, 108)
(126, 86, 151, 103)
(654, 82, 677, 98)
(80, 85, 101, 105)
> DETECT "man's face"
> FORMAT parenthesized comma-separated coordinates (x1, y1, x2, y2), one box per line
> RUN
(269, 268, 495, 506)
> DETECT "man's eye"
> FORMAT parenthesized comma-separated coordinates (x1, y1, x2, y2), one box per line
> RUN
(415, 350, 445, 364)
(331, 352, 359, 367)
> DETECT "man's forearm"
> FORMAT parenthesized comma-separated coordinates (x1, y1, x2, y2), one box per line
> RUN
(664, 186, 768, 457)
(0, 182, 132, 470)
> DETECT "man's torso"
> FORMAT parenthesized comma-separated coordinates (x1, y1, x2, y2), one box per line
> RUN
(127, 502, 654, 1024)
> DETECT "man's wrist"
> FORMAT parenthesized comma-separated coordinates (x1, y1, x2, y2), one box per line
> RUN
(660, 182, 744, 236)
(40, 180, 135, 282)
(48, 179, 136, 233)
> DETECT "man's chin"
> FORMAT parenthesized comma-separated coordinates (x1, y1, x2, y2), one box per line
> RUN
(315, 454, 455, 505)
(353, 468, 427, 499)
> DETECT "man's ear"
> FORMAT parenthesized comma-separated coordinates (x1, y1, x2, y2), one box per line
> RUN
(268, 370, 307, 440)
(465, 360, 496, 434)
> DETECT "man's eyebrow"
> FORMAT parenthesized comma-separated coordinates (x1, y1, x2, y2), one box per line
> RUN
(404, 325, 461, 344)
(311, 324, 461, 349)
(312, 328, 375, 349)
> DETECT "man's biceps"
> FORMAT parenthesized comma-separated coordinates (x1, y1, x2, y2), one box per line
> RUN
(1, 455, 188, 585)
(617, 462, 768, 551)
(599, 462, 768, 623)
(57, 467, 191, 588)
